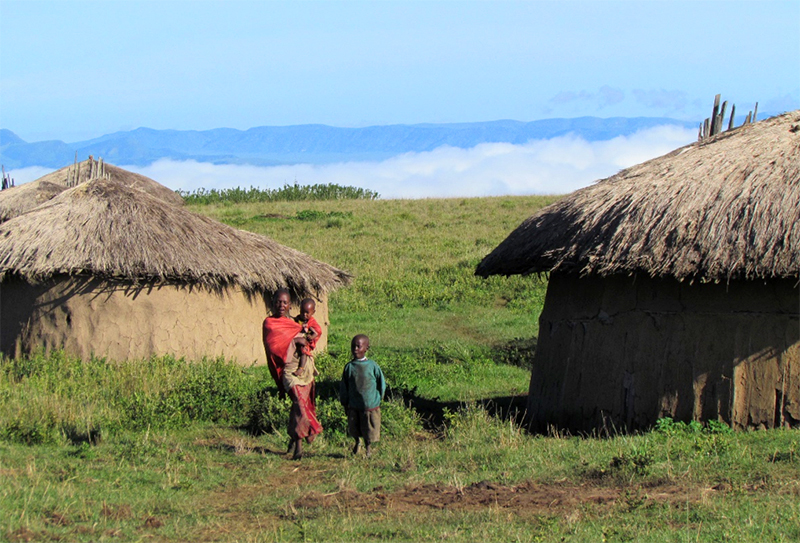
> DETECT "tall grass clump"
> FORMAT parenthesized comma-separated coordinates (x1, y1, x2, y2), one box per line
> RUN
(0, 352, 268, 444)
(179, 183, 379, 205)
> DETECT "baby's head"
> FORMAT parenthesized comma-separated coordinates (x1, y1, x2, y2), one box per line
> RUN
(298, 298, 316, 322)
(351, 334, 370, 360)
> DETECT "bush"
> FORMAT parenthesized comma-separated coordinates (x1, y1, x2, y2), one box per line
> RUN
(246, 389, 292, 435)
(179, 184, 379, 205)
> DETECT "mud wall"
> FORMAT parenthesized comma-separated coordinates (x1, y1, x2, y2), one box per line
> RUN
(528, 273, 799, 432)
(0, 276, 330, 364)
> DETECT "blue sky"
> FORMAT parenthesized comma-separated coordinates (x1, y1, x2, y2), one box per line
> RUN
(2, 0, 798, 143)
(2, 1, 798, 197)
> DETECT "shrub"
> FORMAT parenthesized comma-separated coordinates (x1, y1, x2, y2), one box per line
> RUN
(246, 389, 292, 435)
(179, 184, 379, 205)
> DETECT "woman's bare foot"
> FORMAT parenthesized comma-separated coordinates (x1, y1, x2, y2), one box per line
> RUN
(292, 439, 303, 460)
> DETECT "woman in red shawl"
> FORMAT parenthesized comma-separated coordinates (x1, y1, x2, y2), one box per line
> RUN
(263, 289, 323, 459)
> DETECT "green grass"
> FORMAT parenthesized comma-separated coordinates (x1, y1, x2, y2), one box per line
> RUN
(2, 192, 799, 542)
(191, 195, 556, 352)
(2, 401, 798, 541)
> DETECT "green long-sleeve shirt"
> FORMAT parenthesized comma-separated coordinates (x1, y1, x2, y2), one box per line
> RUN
(339, 358, 386, 411)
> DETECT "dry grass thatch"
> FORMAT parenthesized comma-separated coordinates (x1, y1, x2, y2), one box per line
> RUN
(476, 111, 800, 282)
(0, 180, 67, 222)
(0, 177, 351, 295)
(0, 159, 183, 222)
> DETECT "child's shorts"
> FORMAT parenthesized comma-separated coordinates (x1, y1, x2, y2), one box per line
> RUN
(347, 407, 381, 443)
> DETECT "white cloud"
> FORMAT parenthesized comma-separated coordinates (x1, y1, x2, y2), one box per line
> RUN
(9, 125, 695, 199)
(3, 166, 53, 185)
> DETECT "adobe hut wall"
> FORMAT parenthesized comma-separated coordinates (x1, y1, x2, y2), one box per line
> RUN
(0, 276, 330, 364)
(528, 273, 799, 432)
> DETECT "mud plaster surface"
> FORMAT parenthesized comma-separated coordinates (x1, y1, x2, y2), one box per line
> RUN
(530, 274, 799, 431)
(1, 276, 330, 364)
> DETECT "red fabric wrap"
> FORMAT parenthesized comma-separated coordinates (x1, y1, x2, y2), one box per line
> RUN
(263, 316, 302, 394)
(288, 383, 323, 440)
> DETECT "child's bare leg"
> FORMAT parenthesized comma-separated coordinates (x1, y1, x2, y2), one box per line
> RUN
(293, 350, 309, 377)
(352, 437, 361, 455)
(364, 439, 372, 458)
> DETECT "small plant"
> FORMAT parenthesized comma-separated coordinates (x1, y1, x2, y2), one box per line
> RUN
(706, 419, 734, 435)
(654, 417, 727, 436)
(610, 445, 654, 477)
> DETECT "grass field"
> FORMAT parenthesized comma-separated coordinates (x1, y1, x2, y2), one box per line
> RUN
(2, 192, 799, 542)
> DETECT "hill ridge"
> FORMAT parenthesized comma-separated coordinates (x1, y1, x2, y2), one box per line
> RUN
(1, 116, 699, 169)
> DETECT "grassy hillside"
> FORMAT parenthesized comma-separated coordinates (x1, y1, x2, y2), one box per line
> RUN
(190, 194, 557, 400)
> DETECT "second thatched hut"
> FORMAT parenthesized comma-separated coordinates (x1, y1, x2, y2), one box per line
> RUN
(477, 111, 800, 431)
(0, 157, 183, 223)
(0, 177, 349, 363)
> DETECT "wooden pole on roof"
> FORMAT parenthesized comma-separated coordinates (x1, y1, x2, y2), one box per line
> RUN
(710, 94, 721, 136)
(718, 101, 727, 136)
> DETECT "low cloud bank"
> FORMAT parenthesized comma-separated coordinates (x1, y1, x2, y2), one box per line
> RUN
(3, 166, 53, 186)
(10, 125, 695, 198)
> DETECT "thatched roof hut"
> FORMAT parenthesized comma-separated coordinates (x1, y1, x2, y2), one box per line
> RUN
(477, 111, 800, 431)
(0, 177, 350, 363)
(0, 158, 183, 222)
(0, 180, 66, 222)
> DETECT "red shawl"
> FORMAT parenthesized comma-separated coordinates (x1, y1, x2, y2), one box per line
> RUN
(297, 315, 323, 355)
(263, 316, 303, 394)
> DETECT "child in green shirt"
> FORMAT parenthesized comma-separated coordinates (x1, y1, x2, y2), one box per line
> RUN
(339, 334, 386, 457)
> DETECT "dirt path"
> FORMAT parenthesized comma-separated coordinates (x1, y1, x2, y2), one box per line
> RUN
(203, 467, 709, 523)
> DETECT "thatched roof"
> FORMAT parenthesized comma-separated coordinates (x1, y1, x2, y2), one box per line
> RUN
(0, 178, 351, 295)
(476, 111, 800, 282)
(0, 180, 67, 222)
(0, 159, 183, 222)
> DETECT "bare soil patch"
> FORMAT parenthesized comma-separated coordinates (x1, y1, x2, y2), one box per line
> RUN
(200, 464, 711, 526)
(293, 480, 702, 516)
(101, 503, 132, 520)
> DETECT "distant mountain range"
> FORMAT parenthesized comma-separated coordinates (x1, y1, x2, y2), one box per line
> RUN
(0, 117, 700, 169)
